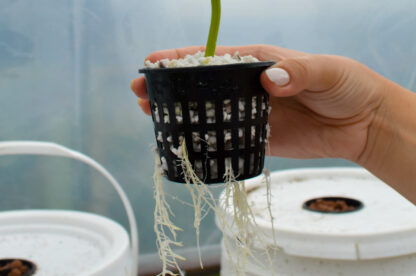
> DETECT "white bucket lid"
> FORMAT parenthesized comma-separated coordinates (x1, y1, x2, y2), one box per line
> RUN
(218, 167, 416, 260)
(0, 141, 139, 275)
(0, 210, 130, 275)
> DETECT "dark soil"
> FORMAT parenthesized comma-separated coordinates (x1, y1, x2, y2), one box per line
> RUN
(308, 198, 357, 213)
(0, 260, 31, 276)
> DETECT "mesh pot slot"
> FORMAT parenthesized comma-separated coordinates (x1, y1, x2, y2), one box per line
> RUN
(205, 101, 216, 123)
(140, 61, 274, 184)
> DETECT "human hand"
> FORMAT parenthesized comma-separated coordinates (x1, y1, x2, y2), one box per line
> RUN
(131, 45, 387, 163)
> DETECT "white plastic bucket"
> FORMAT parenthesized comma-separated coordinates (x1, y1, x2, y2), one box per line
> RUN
(0, 141, 139, 276)
(217, 167, 416, 276)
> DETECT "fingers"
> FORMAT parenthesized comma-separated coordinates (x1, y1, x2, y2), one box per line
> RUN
(131, 77, 148, 99)
(260, 55, 346, 97)
(145, 44, 305, 63)
(138, 98, 151, 115)
(131, 77, 151, 115)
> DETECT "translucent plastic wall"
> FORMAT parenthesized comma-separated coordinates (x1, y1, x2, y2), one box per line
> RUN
(1, 0, 415, 261)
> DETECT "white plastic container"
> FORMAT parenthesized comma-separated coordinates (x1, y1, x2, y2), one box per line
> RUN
(0, 141, 139, 276)
(217, 167, 416, 276)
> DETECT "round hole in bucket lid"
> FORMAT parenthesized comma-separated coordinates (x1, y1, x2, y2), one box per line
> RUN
(0, 259, 36, 276)
(303, 196, 364, 214)
(0, 141, 138, 276)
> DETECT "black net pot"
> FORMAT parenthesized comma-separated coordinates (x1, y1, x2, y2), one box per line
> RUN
(139, 61, 275, 184)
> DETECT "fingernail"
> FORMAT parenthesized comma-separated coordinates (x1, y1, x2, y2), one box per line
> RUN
(265, 68, 290, 86)
(138, 98, 142, 106)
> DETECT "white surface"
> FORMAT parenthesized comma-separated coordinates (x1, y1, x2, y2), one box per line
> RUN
(218, 168, 416, 260)
(218, 167, 416, 275)
(0, 210, 130, 276)
(0, 141, 138, 275)
(221, 237, 416, 276)
(248, 168, 416, 235)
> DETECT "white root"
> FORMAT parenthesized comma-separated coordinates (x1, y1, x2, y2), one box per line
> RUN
(153, 139, 275, 276)
(180, 140, 219, 269)
(180, 139, 264, 276)
(153, 152, 185, 276)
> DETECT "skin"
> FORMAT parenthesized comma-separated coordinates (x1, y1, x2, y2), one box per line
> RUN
(131, 45, 416, 204)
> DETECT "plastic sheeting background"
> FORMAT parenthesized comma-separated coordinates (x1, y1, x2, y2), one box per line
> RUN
(1, 0, 415, 259)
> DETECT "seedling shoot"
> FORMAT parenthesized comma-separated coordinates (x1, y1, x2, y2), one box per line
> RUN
(205, 0, 221, 57)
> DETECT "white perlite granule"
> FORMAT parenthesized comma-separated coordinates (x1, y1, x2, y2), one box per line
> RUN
(144, 51, 259, 68)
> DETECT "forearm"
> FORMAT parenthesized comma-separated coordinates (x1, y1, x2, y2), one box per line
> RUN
(359, 80, 416, 204)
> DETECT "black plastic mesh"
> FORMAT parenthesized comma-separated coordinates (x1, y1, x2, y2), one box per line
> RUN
(139, 61, 274, 184)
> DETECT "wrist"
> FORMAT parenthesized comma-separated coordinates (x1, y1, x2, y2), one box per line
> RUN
(358, 80, 416, 202)
(358, 80, 407, 167)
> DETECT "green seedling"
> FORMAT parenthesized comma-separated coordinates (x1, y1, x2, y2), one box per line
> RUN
(205, 0, 221, 57)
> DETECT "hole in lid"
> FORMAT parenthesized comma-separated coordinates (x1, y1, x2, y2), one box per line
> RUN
(0, 259, 37, 276)
(303, 197, 364, 214)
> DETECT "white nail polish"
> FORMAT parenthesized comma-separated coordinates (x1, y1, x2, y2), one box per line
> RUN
(265, 68, 290, 86)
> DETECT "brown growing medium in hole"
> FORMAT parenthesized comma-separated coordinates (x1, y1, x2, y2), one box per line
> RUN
(0, 260, 29, 276)
(309, 198, 356, 212)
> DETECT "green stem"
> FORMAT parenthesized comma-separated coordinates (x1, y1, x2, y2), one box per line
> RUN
(205, 0, 221, 57)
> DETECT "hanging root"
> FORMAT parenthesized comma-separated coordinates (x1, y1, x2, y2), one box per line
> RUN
(153, 152, 186, 276)
(262, 138, 277, 275)
(180, 140, 219, 269)
(154, 139, 276, 276)
(180, 139, 262, 275)
(262, 168, 276, 276)
(222, 165, 261, 276)
(221, 150, 275, 275)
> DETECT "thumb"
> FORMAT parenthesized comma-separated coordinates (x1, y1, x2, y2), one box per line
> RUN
(260, 55, 346, 97)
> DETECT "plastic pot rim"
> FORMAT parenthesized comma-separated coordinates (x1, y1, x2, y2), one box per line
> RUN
(139, 61, 275, 74)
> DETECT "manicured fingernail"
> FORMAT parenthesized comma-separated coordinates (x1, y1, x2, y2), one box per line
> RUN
(265, 68, 290, 86)
(138, 98, 142, 106)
